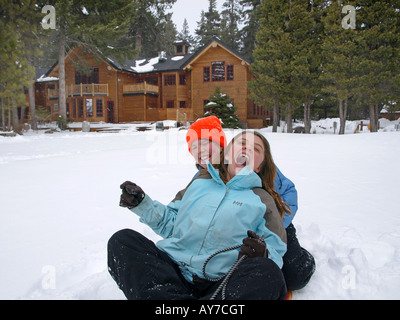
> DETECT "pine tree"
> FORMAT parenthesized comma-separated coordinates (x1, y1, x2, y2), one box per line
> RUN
(321, 1, 360, 134)
(131, 0, 177, 57)
(178, 19, 196, 47)
(195, 0, 221, 47)
(356, 0, 400, 132)
(0, 0, 35, 132)
(239, 0, 262, 62)
(203, 87, 240, 128)
(249, 0, 324, 133)
(249, 0, 297, 132)
(220, 0, 242, 51)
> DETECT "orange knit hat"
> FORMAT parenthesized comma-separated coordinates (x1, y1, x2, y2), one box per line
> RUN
(186, 116, 227, 153)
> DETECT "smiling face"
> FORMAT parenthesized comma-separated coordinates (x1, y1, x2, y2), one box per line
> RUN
(225, 133, 265, 178)
(190, 139, 222, 168)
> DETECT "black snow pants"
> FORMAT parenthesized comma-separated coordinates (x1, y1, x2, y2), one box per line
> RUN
(282, 223, 316, 291)
(107, 229, 287, 300)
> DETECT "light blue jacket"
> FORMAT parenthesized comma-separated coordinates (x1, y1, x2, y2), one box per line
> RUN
(193, 165, 298, 228)
(131, 163, 287, 283)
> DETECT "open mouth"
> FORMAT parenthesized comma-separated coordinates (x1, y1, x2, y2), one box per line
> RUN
(235, 154, 249, 167)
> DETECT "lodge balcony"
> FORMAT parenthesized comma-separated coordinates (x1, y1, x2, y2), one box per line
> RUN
(48, 83, 109, 99)
(123, 82, 159, 96)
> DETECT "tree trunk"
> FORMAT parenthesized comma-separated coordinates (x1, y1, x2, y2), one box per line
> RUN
(272, 99, 279, 132)
(28, 82, 37, 130)
(369, 104, 379, 132)
(304, 101, 311, 133)
(287, 103, 293, 133)
(1, 97, 5, 130)
(338, 98, 348, 135)
(58, 31, 67, 118)
(12, 98, 21, 134)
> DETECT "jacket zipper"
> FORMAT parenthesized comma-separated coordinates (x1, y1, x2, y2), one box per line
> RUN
(196, 186, 230, 255)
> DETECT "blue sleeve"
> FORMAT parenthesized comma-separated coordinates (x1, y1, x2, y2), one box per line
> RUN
(130, 194, 180, 239)
(274, 166, 298, 228)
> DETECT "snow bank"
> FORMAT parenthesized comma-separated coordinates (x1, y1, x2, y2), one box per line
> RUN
(0, 125, 399, 299)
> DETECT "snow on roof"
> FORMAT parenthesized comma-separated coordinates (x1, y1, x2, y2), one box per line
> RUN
(130, 57, 160, 73)
(37, 74, 59, 82)
(171, 56, 184, 61)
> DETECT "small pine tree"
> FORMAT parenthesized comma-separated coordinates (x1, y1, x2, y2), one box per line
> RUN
(203, 87, 240, 128)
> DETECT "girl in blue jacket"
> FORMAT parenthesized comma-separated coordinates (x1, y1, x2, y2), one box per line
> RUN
(186, 117, 315, 292)
(109, 131, 289, 300)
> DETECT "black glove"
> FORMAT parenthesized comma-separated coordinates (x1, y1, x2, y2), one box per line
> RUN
(119, 181, 145, 209)
(238, 230, 267, 259)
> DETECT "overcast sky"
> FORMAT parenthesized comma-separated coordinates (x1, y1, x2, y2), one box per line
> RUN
(169, 0, 224, 35)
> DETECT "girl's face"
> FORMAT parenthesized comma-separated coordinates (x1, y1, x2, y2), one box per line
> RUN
(225, 133, 265, 178)
(190, 139, 222, 168)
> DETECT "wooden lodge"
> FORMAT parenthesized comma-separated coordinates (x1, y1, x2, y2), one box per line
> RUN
(31, 38, 268, 128)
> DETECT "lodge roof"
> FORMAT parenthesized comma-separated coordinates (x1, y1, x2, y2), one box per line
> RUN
(36, 37, 251, 81)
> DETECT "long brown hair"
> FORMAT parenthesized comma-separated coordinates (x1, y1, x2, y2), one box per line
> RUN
(213, 130, 291, 218)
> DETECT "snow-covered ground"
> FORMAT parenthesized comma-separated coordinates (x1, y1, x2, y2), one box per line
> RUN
(0, 119, 399, 300)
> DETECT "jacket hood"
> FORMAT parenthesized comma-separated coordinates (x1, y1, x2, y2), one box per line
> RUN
(206, 161, 262, 190)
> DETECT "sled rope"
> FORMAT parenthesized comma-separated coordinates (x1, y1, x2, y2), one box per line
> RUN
(202, 235, 266, 300)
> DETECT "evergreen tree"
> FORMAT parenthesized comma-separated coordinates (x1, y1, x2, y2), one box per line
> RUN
(195, 0, 221, 47)
(0, 0, 36, 132)
(220, 0, 242, 51)
(249, 0, 324, 133)
(321, 1, 360, 134)
(203, 87, 240, 128)
(131, 0, 177, 57)
(178, 19, 196, 47)
(239, 0, 262, 62)
(356, 0, 400, 132)
(249, 0, 299, 132)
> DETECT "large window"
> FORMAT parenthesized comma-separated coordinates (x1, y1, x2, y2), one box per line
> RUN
(212, 61, 225, 81)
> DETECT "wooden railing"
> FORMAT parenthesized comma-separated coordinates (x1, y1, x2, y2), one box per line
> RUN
(123, 83, 159, 94)
(48, 84, 109, 98)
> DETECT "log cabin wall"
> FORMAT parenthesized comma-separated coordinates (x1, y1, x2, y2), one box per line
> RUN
(187, 44, 252, 124)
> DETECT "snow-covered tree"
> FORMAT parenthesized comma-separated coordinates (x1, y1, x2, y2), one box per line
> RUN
(203, 87, 240, 128)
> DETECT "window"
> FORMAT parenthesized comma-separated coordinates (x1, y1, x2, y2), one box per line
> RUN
(179, 74, 186, 85)
(96, 99, 103, 117)
(86, 99, 93, 117)
(75, 67, 99, 84)
(179, 101, 186, 108)
(146, 77, 158, 85)
(164, 75, 176, 86)
(166, 100, 174, 108)
(72, 99, 76, 118)
(212, 61, 225, 81)
(203, 67, 210, 82)
(78, 99, 84, 117)
(177, 45, 183, 53)
(227, 65, 234, 81)
(53, 103, 58, 111)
